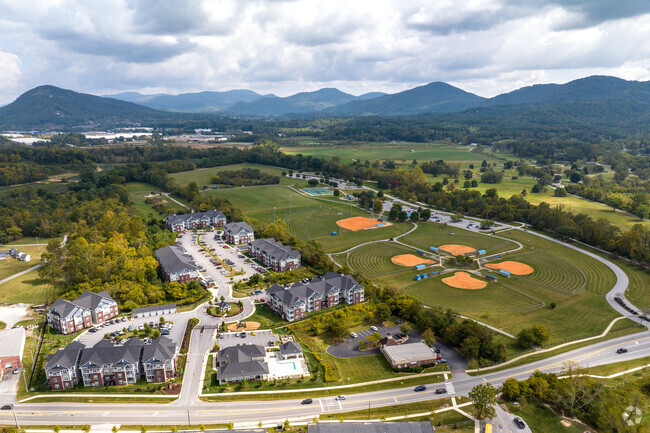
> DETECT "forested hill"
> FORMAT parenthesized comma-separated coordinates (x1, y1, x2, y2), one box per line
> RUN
(0, 85, 182, 130)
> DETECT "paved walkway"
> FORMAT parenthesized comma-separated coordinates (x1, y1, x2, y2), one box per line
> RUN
(0, 264, 42, 286)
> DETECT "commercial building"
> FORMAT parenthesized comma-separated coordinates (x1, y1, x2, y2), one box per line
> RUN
(0, 328, 26, 378)
(266, 272, 364, 322)
(155, 244, 200, 283)
(166, 210, 226, 232)
(223, 222, 254, 245)
(248, 238, 301, 272)
(380, 341, 438, 369)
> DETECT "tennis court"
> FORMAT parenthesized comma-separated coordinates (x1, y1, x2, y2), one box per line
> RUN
(302, 187, 333, 196)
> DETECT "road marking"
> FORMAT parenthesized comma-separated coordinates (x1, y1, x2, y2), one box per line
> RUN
(445, 382, 455, 395)
(337, 399, 342, 410)
(319, 399, 324, 412)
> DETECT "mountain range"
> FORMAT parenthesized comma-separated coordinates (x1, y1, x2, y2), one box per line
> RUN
(0, 75, 649, 129)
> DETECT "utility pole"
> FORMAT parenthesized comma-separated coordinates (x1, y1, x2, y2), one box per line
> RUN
(11, 405, 20, 431)
(21, 367, 27, 391)
(187, 409, 191, 430)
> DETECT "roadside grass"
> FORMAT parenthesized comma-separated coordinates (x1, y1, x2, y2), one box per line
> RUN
(169, 163, 296, 187)
(0, 269, 62, 304)
(400, 222, 516, 255)
(570, 356, 650, 377)
(504, 401, 588, 433)
(19, 396, 177, 403)
(319, 397, 453, 420)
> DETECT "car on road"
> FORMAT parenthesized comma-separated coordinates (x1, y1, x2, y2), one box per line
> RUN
(301, 398, 313, 405)
(414, 385, 426, 392)
(513, 417, 526, 429)
(370, 326, 378, 331)
(616, 348, 628, 354)
(335, 395, 346, 400)
(435, 388, 447, 394)
(1, 405, 11, 410)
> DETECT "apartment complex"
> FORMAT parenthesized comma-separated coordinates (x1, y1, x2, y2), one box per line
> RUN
(155, 244, 200, 283)
(165, 210, 226, 232)
(223, 222, 255, 245)
(47, 291, 119, 334)
(248, 238, 301, 272)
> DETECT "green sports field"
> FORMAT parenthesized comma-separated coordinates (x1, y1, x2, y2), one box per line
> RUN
(400, 221, 516, 254)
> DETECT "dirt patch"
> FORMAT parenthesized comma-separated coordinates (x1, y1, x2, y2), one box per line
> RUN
(439, 244, 477, 256)
(560, 420, 571, 427)
(442, 271, 487, 290)
(486, 261, 534, 275)
(227, 321, 260, 331)
(162, 382, 182, 395)
(336, 216, 392, 231)
(391, 254, 436, 267)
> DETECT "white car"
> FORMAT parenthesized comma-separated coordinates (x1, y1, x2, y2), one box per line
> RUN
(335, 395, 346, 401)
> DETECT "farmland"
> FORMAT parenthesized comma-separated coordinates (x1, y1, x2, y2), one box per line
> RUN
(169, 163, 296, 186)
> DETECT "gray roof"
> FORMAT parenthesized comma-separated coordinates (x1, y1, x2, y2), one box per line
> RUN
(45, 341, 85, 371)
(308, 422, 435, 433)
(224, 221, 253, 235)
(74, 290, 114, 310)
(267, 273, 361, 309)
(381, 342, 437, 365)
(249, 238, 300, 261)
(49, 298, 83, 318)
(217, 361, 269, 380)
(166, 209, 225, 226)
(279, 341, 302, 355)
(80, 338, 144, 368)
(132, 303, 177, 314)
(218, 345, 266, 364)
(155, 244, 199, 274)
(142, 336, 177, 364)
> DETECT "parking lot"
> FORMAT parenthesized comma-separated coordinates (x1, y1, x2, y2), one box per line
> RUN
(218, 329, 278, 349)
(76, 312, 188, 347)
(327, 325, 421, 358)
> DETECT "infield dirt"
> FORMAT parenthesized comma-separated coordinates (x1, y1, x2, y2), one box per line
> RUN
(441, 271, 487, 290)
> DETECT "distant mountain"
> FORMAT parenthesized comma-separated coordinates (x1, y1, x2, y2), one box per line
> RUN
(105, 89, 267, 113)
(486, 76, 650, 106)
(323, 82, 486, 116)
(0, 85, 174, 130)
(227, 88, 360, 117)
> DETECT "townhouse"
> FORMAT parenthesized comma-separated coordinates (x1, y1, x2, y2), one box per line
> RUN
(248, 238, 301, 272)
(265, 272, 364, 322)
(45, 337, 178, 390)
(47, 290, 118, 335)
(155, 244, 200, 283)
(165, 209, 226, 232)
(223, 222, 255, 245)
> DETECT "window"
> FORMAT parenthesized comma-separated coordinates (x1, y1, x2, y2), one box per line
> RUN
(54, 384, 60, 389)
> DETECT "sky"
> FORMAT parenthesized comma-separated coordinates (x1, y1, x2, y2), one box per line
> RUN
(0, 0, 649, 105)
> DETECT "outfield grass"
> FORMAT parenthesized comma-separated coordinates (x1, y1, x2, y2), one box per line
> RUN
(315, 223, 412, 254)
(285, 205, 368, 240)
(336, 241, 433, 276)
(400, 222, 516, 254)
(170, 163, 298, 187)
(0, 269, 63, 304)
(240, 304, 287, 330)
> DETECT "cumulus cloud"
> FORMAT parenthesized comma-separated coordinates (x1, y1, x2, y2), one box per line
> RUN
(0, 0, 649, 104)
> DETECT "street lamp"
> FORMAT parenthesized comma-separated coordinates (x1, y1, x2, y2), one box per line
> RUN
(10, 404, 19, 431)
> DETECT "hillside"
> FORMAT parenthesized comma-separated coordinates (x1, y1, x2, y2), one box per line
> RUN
(323, 82, 486, 116)
(0, 85, 176, 130)
(227, 88, 359, 116)
(105, 89, 267, 112)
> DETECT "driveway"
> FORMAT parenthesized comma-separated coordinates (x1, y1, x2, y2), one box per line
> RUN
(217, 330, 278, 349)
(486, 404, 533, 433)
(0, 305, 31, 327)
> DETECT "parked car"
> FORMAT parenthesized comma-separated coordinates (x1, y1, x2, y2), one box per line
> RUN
(395, 319, 403, 324)
(414, 385, 426, 392)
(513, 417, 526, 429)
(301, 398, 313, 405)
(12, 367, 19, 374)
(370, 326, 378, 331)
(616, 348, 628, 354)
(350, 332, 358, 338)
(437, 358, 447, 363)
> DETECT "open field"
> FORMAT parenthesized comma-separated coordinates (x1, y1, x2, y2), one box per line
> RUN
(285, 205, 369, 240)
(126, 182, 187, 220)
(169, 163, 296, 186)
(0, 246, 45, 280)
(280, 143, 505, 166)
(0, 269, 62, 304)
(401, 222, 516, 254)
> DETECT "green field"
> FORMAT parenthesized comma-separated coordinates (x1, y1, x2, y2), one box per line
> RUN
(0, 269, 62, 304)
(0, 246, 45, 280)
(169, 163, 296, 187)
(336, 241, 429, 276)
(281, 143, 504, 166)
(126, 182, 187, 220)
(400, 222, 516, 254)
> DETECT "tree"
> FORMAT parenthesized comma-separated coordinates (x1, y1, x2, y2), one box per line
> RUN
(421, 328, 436, 346)
(554, 187, 567, 197)
(374, 303, 391, 323)
(373, 198, 383, 214)
(531, 183, 541, 193)
(636, 204, 650, 220)
(517, 325, 550, 348)
(409, 211, 420, 221)
(326, 316, 349, 340)
(469, 383, 497, 419)
(451, 213, 463, 222)
(419, 208, 431, 220)
(480, 220, 494, 229)
(199, 426, 205, 432)
(553, 363, 603, 417)
(82, 425, 91, 433)
(308, 178, 319, 187)
(463, 180, 471, 188)
(464, 170, 473, 179)
(140, 426, 147, 433)
(227, 422, 234, 430)
(570, 171, 582, 183)
(112, 427, 119, 433)
(159, 316, 165, 324)
(333, 189, 340, 197)
(501, 378, 520, 401)
(6, 226, 22, 241)
(283, 419, 291, 429)
(398, 211, 408, 221)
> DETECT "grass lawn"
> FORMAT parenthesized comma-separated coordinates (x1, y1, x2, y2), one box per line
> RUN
(400, 222, 516, 254)
(319, 398, 452, 420)
(0, 269, 63, 304)
(1, 236, 61, 246)
(245, 304, 289, 330)
(333, 241, 435, 276)
(169, 163, 297, 187)
(573, 356, 650, 377)
(504, 401, 589, 433)
(0, 246, 45, 280)
(126, 182, 186, 220)
(316, 222, 412, 254)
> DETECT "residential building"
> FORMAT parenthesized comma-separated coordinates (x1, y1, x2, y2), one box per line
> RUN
(165, 209, 226, 232)
(223, 221, 254, 245)
(0, 247, 30, 262)
(308, 421, 435, 433)
(46, 337, 178, 390)
(248, 238, 301, 272)
(216, 344, 268, 384)
(132, 304, 177, 319)
(142, 337, 178, 383)
(0, 328, 26, 377)
(265, 272, 364, 322)
(47, 290, 118, 334)
(279, 341, 303, 360)
(155, 244, 200, 283)
(380, 341, 438, 369)
(45, 341, 84, 390)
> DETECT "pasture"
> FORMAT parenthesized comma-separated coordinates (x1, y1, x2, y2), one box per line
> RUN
(169, 163, 295, 187)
